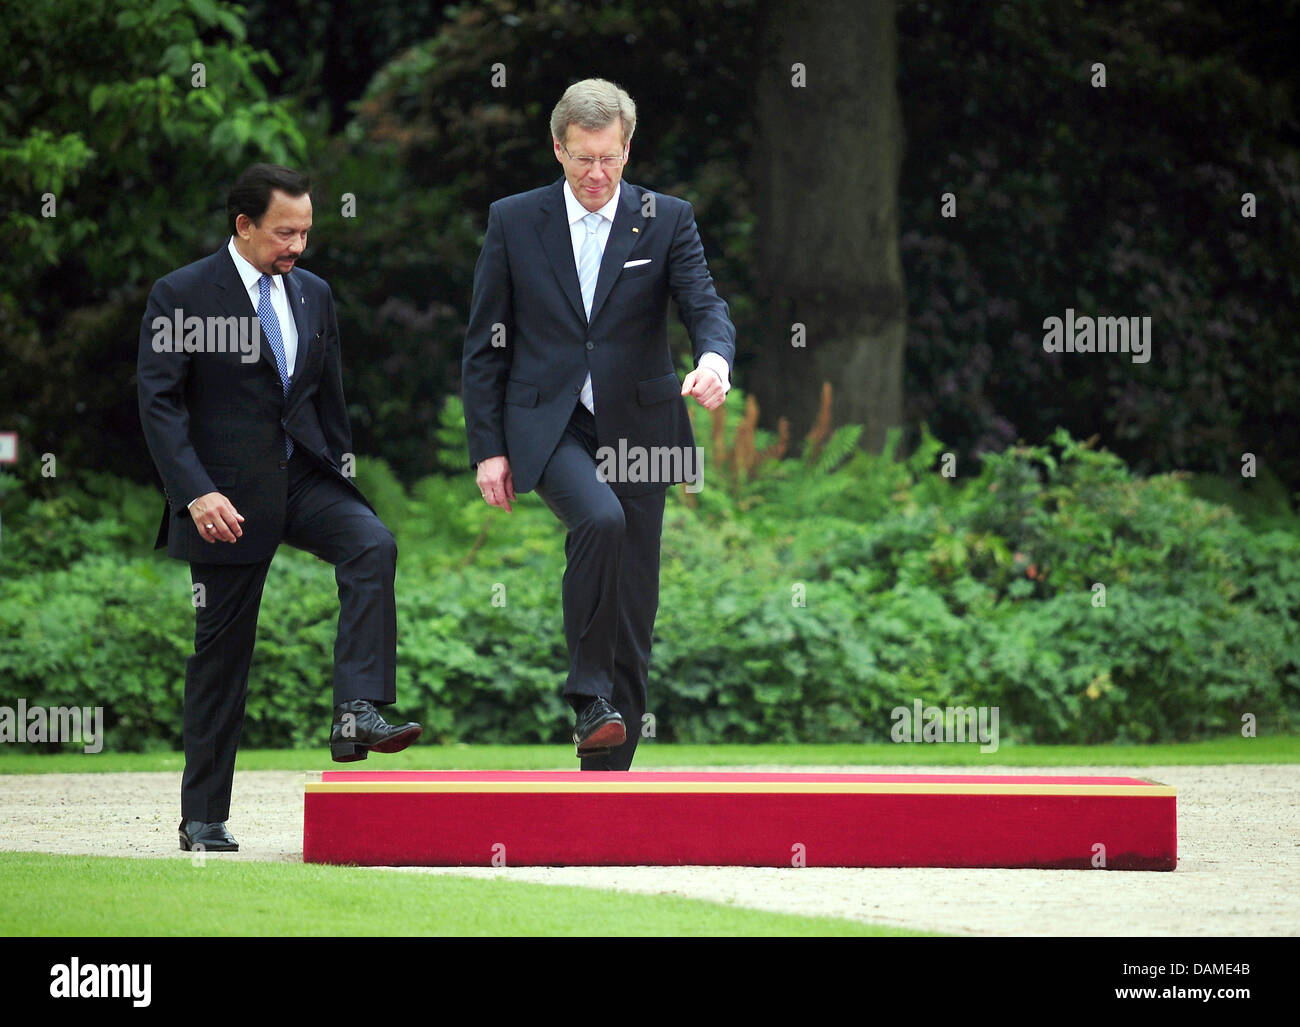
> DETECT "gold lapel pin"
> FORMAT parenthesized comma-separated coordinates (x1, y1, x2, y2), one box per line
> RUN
(632, 227, 640, 233)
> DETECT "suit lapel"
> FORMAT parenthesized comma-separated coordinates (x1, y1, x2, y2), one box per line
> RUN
(587, 182, 644, 326)
(283, 271, 311, 390)
(536, 179, 587, 326)
(212, 246, 257, 319)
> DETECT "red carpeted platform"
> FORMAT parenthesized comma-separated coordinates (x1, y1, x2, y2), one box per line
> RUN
(302, 770, 1177, 870)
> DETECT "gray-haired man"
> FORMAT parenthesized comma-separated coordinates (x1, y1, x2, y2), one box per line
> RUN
(462, 79, 737, 769)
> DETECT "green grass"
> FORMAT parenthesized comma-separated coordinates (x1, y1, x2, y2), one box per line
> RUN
(0, 735, 1295, 774)
(0, 853, 927, 937)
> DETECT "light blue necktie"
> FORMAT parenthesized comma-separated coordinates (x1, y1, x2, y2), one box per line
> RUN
(577, 212, 603, 320)
(257, 274, 293, 459)
(576, 212, 603, 413)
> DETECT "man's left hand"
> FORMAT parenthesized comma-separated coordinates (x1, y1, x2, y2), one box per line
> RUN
(681, 368, 727, 411)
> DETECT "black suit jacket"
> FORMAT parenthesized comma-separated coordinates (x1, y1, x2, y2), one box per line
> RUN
(462, 179, 736, 497)
(137, 245, 370, 564)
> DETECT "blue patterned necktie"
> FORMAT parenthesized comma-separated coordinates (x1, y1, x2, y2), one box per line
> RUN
(257, 274, 293, 458)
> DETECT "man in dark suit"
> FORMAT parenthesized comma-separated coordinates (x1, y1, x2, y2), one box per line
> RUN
(462, 79, 736, 770)
(137, 164, 421, 852)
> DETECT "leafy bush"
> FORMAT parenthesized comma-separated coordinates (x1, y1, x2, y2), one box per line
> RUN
(1, 396, 1296, 750)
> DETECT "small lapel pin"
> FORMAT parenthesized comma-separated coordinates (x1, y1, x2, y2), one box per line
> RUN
(632, 227, 640, 234)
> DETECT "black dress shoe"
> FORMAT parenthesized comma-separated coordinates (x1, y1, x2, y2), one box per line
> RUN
(573, 697, 625, 758)
(330, 699, 422, 762)
(179, 820, 239, 852)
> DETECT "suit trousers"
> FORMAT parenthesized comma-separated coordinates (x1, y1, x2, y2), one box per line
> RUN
(181, 449, 397, 821)
(534, 401, 667, 772)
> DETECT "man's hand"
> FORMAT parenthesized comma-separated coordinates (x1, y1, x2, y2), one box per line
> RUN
(477, 455, 515, 513)
(681, 367, 727, 411)
(189, 492, 245, 543)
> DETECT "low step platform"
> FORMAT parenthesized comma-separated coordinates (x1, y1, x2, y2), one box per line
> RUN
(302, 770, 1176, 870)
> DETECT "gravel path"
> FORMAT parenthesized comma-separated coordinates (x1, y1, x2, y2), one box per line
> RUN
(2, 764, 1296, 935)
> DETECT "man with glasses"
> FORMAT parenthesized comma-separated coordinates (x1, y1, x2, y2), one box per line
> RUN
(463, 78, 736, 769)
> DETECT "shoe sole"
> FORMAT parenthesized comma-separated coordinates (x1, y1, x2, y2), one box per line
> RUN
(179, 835, 238, 852)
(574, 720, 626, 757)
(369, 725, 423, 754)
(331, 725, 423, 762)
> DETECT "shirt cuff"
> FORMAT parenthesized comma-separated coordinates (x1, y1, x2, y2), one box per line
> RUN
(697, 351, 731, 394)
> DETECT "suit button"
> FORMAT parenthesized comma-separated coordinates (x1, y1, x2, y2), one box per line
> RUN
(278, 460, 287, 470)
(585, 341, 594, 350)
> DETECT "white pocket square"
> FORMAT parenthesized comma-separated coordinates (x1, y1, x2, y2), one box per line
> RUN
(622, 258, 652, 268)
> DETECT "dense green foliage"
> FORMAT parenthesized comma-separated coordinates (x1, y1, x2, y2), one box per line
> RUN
(2, 1, 1296, 753)
(896, 0, 1300, 489)
(2, 0, 310, 477)
(3, 0, 1296, 500)
(2, 409, 1295, 751)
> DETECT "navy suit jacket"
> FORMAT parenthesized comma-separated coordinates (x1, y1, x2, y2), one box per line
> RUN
(137, 245, 371, 564)
(462, 178, 736, 496)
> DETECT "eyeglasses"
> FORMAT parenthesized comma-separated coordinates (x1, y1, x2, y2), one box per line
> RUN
(561, 144, 626, 171)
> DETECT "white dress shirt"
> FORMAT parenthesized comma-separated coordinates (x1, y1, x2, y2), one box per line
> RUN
(189, 240, 301, 509)
(562, 182, 730, 414)
(227, 236, 298, 378)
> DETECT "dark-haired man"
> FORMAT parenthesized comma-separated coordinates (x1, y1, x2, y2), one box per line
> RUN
(138, 163, 421, 852)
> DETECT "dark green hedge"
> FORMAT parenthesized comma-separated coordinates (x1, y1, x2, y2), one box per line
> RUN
(1, 400, 1296, 751)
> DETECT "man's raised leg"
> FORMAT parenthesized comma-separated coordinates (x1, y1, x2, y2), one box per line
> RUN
(281, 452, 418, 759)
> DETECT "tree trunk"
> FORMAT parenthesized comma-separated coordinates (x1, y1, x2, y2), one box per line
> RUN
(751, 0, 906, 451)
